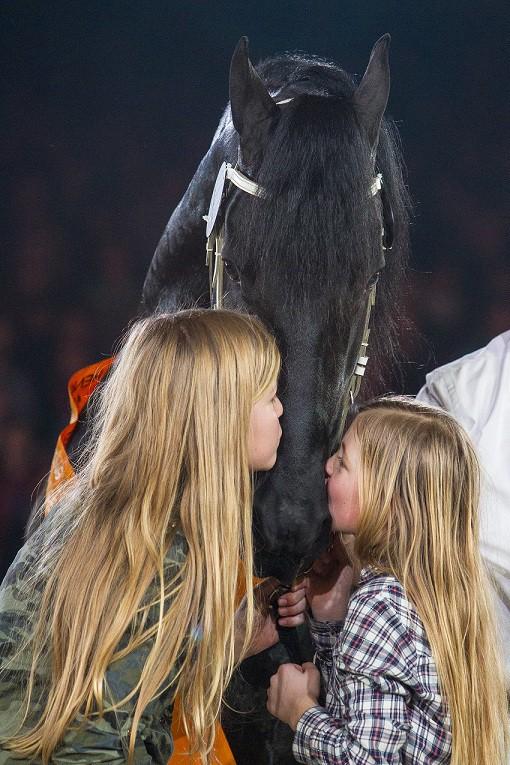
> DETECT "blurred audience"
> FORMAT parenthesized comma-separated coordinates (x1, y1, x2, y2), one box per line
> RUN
(1, 91, 509, 578)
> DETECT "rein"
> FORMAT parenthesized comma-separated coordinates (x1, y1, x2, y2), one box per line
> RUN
(203, 155, 393, 437)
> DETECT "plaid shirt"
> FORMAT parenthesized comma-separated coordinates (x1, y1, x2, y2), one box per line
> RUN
(293, 568, 451, 764)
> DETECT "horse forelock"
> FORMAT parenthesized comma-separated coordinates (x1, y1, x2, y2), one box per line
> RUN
(256, 52, 356, 100)
(231, 96, 377, 287)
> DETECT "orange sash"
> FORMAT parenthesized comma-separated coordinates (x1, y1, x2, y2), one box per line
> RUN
(46, 359, 236, 764)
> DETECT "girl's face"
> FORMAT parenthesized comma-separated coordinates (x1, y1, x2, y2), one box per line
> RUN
(248, 385, 283, 471)
(325, 423, 361, 533)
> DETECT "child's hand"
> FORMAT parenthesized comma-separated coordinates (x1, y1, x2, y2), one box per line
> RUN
(267, 662, 320, 729)
(276, 579, 308, 627)
(235, 578, 308, 660)
(307, 534, 354, 622)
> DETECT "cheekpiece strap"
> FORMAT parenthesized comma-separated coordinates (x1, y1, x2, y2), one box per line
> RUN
(337, 281, 377, 437)
(370, 173, 383, 197)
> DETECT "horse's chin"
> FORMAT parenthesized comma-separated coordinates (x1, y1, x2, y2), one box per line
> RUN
(254, 551, 309, 585)
(253, 515, 331, 585)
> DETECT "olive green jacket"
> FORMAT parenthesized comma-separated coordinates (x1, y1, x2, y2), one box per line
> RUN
(0, 529, 188, 764)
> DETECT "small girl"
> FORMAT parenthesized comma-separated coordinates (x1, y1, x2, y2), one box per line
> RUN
(0, 310, 306, 764)
(267, 396, 509, 764)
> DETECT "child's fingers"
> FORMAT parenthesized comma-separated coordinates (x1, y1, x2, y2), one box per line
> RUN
(277, 593, 306, 609)
(301, 661, 321, 695)
(277, 600, 306, 617)
(278, 612, 305, 627)
(278, 585, 307, 609)
(277, 596, 308, 624)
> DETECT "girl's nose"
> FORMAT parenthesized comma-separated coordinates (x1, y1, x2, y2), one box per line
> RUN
(325, 454, 335, 477)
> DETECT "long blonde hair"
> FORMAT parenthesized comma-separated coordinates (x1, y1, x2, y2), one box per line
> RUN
(353, 396, 508, 765)
(3, 309, 280, 763)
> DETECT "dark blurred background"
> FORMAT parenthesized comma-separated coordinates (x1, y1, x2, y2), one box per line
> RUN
(1, 0, 509, 575)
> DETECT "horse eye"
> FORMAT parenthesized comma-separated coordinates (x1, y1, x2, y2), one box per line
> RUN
(223, 259, 241, 283)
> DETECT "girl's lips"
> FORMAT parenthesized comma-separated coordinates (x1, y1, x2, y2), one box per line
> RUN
(324, 479, 334, 518)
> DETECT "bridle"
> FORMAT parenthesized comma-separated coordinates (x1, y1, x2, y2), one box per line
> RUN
(203, 135, 394, 439)
(203, 161, 264, 311)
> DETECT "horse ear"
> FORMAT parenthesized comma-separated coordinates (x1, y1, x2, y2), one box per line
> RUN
(353, 34, 391, 150)
(229, 36, 279, 166)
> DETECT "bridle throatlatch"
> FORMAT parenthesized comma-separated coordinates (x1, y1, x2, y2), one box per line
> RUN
(203, 152, 394, 434)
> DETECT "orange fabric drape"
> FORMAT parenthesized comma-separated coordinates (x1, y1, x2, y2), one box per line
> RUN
(46, 358, 114, 499)
(46, 359, 237, 764)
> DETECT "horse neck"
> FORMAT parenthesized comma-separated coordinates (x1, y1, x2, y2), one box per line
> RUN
(141, 127, 237, 313)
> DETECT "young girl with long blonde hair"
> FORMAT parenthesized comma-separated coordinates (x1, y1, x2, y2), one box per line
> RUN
(0, 309, 307, 764)
(268, 396, 509, 765)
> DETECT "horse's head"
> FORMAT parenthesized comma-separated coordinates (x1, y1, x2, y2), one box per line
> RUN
(142, 36, 409, 583)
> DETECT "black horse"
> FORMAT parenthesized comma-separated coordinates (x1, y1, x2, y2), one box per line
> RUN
(142, 35, 410, 587)
(141, 38, 410, 761)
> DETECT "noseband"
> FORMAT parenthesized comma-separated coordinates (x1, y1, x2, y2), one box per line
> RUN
(203, 146, 394, 436)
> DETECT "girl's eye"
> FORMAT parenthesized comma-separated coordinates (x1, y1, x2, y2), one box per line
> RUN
(336, 454, 344, 467)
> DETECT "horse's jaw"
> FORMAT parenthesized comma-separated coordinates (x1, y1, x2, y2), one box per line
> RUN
(252, 458, 332, 584)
